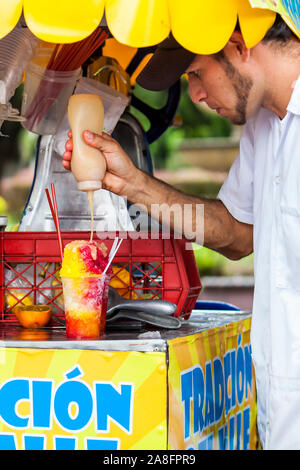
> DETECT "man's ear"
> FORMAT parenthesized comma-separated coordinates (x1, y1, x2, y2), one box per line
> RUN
(224, 31, 250, 63)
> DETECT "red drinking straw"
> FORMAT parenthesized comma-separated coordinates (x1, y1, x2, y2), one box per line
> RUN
(45, 183, 64, 262)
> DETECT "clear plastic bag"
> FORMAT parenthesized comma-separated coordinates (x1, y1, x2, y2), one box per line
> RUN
(54, 76, 129, 156)
(75, 77, 130, 133)
(87, 56, 131, 97)
(0, 25, 38, 132)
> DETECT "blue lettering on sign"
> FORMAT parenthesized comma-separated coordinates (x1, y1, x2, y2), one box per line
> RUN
(54, 379, 94, 432)
(180, 337, 253, 450)
(23, 434, 45, 450)
(95, 382, 133, 434)
(85, 437, 120, 450)
(236, 336, 245, 406)
(192, 366, 204, 435)
(236, 410, 242, 450)
(204, 362, 214, 429)
(181, 368, 193, 440)
(198, 432, 213, 450)
(54, 436, 77, 450)
(32, 379, 53, 429)
(0, 365, 133, 450)
(0, 433, 17, 450)
(0, 378, 30, 429)
(230, 350, 236, 409)
(244, 344, 252, 400)
(213, 357, 224, 425)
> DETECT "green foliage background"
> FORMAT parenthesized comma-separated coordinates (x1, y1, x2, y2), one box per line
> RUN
(131, 78, 232, 169)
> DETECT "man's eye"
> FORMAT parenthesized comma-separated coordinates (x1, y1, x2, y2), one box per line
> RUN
(188, 70, 202, 80)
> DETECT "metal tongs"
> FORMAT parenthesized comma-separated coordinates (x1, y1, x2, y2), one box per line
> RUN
(106, 287, 181, 329)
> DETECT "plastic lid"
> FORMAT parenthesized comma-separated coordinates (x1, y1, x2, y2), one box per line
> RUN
(0, 216, 8, 228)
(77, 180, 102, 191)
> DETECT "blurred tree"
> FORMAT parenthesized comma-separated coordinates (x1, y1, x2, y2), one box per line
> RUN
(0, 85, 23, 180)
(17, 127, 38, 166)
(0, 84, 38, 228)
(130, 78, 233, 169)
(0, 83, 38, 180)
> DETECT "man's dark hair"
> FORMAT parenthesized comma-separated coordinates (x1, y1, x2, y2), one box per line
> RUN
(262, 13, 298, 44)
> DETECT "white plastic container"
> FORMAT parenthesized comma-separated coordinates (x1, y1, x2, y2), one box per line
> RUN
(0, 26, 38, 105)
(0, 216, 7, 231)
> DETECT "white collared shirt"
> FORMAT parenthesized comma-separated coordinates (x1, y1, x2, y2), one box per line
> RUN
(218, 75, 300, 450)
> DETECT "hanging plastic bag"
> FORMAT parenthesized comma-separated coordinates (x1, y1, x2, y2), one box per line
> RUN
(0, 24, 38, 133)
(54, 75, 129, 156)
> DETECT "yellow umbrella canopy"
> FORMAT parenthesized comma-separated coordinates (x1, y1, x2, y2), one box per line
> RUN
(0, 0, 23, 38)
(0, 0, 298, 53)
(105, 0, 170, 48)
(23, 0, 105, 43)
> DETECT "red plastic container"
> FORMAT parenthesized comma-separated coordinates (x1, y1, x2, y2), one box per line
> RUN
(0, 231, 202, 324)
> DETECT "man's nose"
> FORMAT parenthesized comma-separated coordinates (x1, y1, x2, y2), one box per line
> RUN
(188, 80, 207, 104)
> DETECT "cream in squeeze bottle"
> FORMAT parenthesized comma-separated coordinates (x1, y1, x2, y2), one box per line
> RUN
(68, 93, 106, 241)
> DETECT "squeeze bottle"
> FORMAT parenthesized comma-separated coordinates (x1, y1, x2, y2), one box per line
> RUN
(68, 93, 106, 191)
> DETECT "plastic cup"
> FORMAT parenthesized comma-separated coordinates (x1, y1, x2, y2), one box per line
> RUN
(21, 63, 81, 135)
(61, 275, 110, 339)
(0, 27, 38, 105)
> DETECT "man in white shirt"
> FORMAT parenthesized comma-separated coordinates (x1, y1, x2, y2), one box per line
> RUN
(63, 15, 300, 449)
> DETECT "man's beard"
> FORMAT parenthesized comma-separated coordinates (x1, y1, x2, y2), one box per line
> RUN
(214, 51, 254, 125)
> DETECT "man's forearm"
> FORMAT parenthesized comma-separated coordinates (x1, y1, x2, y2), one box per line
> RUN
(125, 169, 253, 260)
(63, 130, 252, 259)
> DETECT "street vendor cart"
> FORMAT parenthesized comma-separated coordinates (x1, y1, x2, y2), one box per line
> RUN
(0, 230, 257, 450)
(0, 0, 298, 451)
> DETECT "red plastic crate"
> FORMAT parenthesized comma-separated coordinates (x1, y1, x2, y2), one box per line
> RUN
(0, 231, 202, 323)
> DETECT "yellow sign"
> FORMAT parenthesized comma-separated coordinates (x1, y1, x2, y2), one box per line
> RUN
(0, 348, 167, 450)
(0, 318, 257, 450)
(168, 318, 258, 450)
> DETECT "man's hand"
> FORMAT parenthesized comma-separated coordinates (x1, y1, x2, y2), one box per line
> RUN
(62, 130, 139, 197)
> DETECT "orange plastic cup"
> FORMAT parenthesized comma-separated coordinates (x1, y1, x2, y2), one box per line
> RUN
(61, 275, 110, 339)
